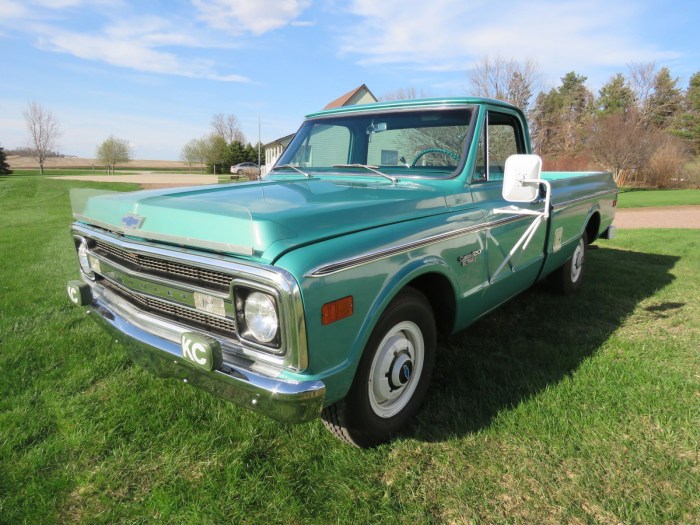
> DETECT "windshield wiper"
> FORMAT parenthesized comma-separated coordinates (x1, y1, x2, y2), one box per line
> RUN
(332, 164, 398, 184)
(272, 164, 311, 178)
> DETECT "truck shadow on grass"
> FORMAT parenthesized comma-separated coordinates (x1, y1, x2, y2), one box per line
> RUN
(409, 245, 681, 442)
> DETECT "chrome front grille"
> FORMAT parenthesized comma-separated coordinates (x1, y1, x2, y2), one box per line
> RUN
(102, 280, 236, 337)
(93, 240, 233, 292)
(73, 222, 308, 371)
(89, 237, 238, 340)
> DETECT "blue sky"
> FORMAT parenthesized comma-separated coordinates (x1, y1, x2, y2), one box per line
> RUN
(1, 0, 698, 160)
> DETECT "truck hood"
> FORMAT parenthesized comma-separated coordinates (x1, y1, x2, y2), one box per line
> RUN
(71, 178, 447, 262)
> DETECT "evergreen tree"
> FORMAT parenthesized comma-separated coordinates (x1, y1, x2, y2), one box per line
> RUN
(558, 71, 595, 154)
(244, 143, 258, 164)
(0, 146, 12, 175)
(597, 73, 636, 116)
(645, 67, 683, 130)
(222, 140, 246, 172)
(530, 88, 563, 155)
(507, 71, 533, 113)
(248, 142, 266, 166)
(531, 72, 593, 156)
(671, 71, 700, 154)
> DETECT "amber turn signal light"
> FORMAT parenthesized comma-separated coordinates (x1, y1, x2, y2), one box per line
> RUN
(322, 296, 353, 325)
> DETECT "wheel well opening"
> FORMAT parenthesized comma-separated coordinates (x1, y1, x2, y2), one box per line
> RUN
(406, 273, 455, 339)
(586, 212, 601, 243)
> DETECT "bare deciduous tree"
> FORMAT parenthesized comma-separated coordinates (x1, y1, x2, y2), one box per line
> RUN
(189, 137, 210, 173)
(628, 61, 657, 126)
(378, 87, 432, 101)
(23, 102, 61, 174)
(589, 112, 650, 186)
(96, 135, 132, 175)
(211, 113, 246, 144)
(181, 139, 200, 173)
(644, 134, 689, 187)
(468, 55, 540, 110)
(205, 133, 228, 174)
(628, 62, 656, 107)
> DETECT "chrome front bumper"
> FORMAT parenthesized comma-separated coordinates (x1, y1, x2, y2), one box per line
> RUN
(83, 292, 326, 424)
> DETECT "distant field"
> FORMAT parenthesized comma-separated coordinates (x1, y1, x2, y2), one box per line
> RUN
(7, 155, 190, 171)
(1, 175, 698, 524)
(617, 188, 700, 208)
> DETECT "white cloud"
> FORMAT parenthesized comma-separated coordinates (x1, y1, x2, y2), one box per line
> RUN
(0, 0, 31, 20)
(0, 0, 122, 20)
(34, 23, 251, 82)
(0, 1, 249, 81)
(337, 0, 677, 85)
(192, 0, 311, 35)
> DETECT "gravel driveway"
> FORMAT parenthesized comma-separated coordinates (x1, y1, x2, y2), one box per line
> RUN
(614, 206, 700, 229)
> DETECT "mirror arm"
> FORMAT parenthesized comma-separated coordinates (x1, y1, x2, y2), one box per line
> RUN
(490, 179, 552, 284)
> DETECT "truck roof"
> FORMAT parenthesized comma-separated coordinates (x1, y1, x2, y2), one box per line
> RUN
(305, 97, 521, 119)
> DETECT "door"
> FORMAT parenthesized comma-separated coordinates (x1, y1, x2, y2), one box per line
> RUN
(471, 109, 548, 311)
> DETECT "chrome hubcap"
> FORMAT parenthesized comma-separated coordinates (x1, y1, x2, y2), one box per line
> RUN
(368, 321, 424, 418)
(571, 238, 584, 282)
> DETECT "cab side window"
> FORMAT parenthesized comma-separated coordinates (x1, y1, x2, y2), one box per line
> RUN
(472, 111, 525, 183)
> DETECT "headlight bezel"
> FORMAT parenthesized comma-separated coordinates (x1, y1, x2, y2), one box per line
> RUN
(233, 280, 283, 353)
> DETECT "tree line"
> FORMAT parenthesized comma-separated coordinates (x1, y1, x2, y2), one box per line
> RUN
(3, 101, 134, 174)
(5, 103, 262, 176)
(180, 113, 264, 174)
(469, 58, 700, 187)
(9, 64, 700, 187)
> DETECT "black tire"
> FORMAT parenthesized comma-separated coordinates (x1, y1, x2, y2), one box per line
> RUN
(322, 288, 436, 447)
(549, 231, 588, 294)
(237, 169, 243, 175)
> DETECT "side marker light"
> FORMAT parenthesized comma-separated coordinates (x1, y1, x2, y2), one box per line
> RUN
(322, 296, 353, 325)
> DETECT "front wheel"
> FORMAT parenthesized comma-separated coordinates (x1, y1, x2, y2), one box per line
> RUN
(322, 288, 436, 447)
(549, 231, 588, 294)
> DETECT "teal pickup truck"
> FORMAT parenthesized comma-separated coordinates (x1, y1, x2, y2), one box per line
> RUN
(67, 98, 617, 447)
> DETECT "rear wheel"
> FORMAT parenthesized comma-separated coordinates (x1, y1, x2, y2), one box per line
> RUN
(549, 231, 588, 294)
(322, 288, 436, 447)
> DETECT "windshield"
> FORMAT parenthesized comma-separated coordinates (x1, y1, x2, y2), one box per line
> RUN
(276, 107, 474, 178)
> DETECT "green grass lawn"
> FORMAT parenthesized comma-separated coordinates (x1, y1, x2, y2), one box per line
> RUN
(1, 176, 698, 523)
(618, 188, 700, 208)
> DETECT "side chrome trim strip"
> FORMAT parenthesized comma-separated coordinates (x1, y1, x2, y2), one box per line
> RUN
(552, 189, 618, 211)
(305, 214, 529, 277)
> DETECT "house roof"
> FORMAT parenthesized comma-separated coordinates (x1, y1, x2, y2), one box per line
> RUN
(323, 84, 378, 110)
(264, 133, 295, 149)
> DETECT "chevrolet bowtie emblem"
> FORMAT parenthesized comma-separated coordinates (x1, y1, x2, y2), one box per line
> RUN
(121, 214, 145, 228)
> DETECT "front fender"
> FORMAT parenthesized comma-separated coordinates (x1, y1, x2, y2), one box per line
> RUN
(279, 245, 459, 406)
(355, 254, 457, 356)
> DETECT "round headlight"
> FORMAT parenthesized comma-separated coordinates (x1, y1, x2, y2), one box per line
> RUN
(77, 238, 93, 278)
(243, 292, 279, 343)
